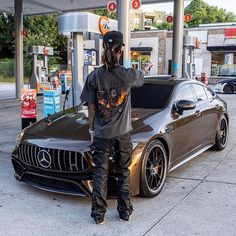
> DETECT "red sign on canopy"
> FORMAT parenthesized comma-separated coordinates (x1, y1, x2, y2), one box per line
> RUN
(166, 15, 173, 23)
(132, 0, 142, 10)
(224, 28, 236, 38)
(107, 1, 117, 13)
(184, 14, 192, 23)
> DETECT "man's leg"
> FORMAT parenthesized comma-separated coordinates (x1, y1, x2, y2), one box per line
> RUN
(115, 133, 133, 220)
(91, 137, 111, 224)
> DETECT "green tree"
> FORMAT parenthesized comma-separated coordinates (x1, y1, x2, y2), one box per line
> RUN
(23, 15, 67, 75)
(0, 13, 14, 58)
(0, 14, 67, 63)
(185, 0, 236, 27)
(24, 15, 67, 59)
(153, 22, 173, 30)
(92, 8, 116, 19)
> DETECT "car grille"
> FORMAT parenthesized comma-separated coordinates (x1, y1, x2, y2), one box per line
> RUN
(17, 144, 88, 172)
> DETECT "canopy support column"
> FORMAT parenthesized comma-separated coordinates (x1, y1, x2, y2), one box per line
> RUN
(171, 0, 184, 78)
(14, 0, 24, 98)
(117, 0, 131, 66)
(72, 32, 83, 106)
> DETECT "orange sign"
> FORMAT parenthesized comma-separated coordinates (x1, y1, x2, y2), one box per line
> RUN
(166, 15, 173, 23)
(107, 1, 117, 13)
(37, 82, 50, 94)
(132, 0, 142, 10)
(21, 89, 37, 119)
(43, 46, 49, 56)
(195, 37, 201, 49)
(99, 16, 111, 35)
(184, 14, 192, 23)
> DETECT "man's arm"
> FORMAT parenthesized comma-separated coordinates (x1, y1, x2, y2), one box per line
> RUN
(80, 72, 97, 141)
(126, 61, 153, 88)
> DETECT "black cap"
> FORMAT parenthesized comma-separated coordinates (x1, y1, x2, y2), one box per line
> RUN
(103, 31, 125, 46)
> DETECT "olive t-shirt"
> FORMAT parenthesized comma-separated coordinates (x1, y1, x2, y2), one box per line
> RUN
(80, 65, 144, 139)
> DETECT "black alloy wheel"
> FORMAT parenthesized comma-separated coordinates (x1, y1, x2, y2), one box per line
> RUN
(223, 84, 234, 94)
(212, 115, 228, 150)
(140, 140, 168, 198)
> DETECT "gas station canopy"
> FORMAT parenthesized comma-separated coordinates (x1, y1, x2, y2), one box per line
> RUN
(0, 0, 184, 100)
(0, 0, 172, 15)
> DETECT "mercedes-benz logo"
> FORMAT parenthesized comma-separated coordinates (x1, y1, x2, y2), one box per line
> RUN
(37, 150, 52, 168)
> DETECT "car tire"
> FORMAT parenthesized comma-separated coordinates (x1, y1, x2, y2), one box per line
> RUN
(223, 84, 234, 94)
(212, 115, 229, 151)
(139, 140, 168, 198)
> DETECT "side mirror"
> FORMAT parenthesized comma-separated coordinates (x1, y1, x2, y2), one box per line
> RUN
(176, 100, 196, 111)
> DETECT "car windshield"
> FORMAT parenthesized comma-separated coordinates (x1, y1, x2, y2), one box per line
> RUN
(131, 83, 174, 109)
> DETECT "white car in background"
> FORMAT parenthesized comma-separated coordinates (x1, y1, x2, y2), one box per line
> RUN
(214, 78, 236, 94)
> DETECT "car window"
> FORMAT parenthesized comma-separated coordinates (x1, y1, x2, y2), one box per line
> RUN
(192, 84, 208, 101)
(131, 83, 174, 109)
(176, 84, 195, 102)
(204, 87, 215, 99)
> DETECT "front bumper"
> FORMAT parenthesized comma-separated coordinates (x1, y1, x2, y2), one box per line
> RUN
(11, 146, 119, 197)
(214, 83, 225, 93)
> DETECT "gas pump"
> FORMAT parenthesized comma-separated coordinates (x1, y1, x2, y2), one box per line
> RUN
(182, 35, 200, 79)
(28, 46, 54, 94)
(58, 12, 117, 108)
(83, 48, 99, 78)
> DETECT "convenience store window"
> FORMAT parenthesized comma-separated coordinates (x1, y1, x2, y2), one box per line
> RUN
(211, 52, 236, 76)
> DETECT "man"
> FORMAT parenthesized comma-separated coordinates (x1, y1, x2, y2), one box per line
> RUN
(80, 31, 152, 224)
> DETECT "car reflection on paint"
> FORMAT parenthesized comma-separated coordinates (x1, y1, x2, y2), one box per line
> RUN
(12, 77, 229, 198)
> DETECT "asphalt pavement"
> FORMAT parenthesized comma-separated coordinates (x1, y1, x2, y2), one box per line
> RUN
(0, 90, 236, 236)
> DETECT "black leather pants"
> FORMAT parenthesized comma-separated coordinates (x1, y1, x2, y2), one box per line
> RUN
(91, 132, 133, 217)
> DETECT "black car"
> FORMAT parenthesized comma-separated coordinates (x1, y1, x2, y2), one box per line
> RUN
(12, 78, 229, 198)
(214, 78, 236, 94)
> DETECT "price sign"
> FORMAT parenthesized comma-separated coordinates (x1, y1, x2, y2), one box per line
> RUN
(107, 1, 117, 13)
(132, 0, 142, 10)
(185, 14, 192, 23)
(166, 15, 173, 23)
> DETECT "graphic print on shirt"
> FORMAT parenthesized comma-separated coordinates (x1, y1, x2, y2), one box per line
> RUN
(97, 88, 128, 121)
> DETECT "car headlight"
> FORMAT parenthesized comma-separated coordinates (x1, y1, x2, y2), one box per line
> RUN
(16, 128, 28, 147)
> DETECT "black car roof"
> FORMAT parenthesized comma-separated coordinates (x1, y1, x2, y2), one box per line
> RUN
(143, 76, 188, 86)
(219, 78, 236, 83)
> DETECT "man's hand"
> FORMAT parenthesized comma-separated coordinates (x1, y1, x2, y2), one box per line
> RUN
(89, 129, 94, 143)
(142, 61, 153, 74)
(88, 103, 96, 143)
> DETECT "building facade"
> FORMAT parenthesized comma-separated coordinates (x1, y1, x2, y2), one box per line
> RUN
(130, 23, 236, 80)
(130, 10, 166, 31)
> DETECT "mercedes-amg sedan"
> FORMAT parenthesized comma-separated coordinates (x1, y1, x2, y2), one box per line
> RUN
(12, 78, 229, 198)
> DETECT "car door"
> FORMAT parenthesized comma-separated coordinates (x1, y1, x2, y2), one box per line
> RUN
(168, 84, 202, 165)
(192, 84, 220, 145)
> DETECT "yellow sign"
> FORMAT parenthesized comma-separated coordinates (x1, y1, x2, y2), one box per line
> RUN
(98, 16, 111, 35)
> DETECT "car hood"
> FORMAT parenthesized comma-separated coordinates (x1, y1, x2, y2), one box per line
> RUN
(23, 106, 162, 148)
